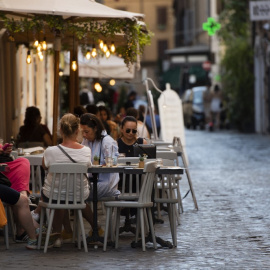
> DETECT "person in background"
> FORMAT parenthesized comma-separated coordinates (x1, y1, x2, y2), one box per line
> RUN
(210, 84, 223, 130)
(79, 86, 94, 106)
(17, 106, 52, 148)
(86, 104, 111, 135)
(98, 105, 119, 140)
(124, 90, 137, 110)
(126, 107, 150, 139)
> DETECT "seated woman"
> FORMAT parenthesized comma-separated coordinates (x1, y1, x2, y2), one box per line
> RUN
(117, 116, 147, 157)
(80, 113, 120, 199)
(17, 106, 52, 148)
(0, 184, 39, 249)
(41, 113, 92, 248)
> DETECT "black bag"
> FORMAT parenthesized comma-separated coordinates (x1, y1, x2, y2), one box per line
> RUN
(0, 172, 11, 187)
(0, 154, 13, 163)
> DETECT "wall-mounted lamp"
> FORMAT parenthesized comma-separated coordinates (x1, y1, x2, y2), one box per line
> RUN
(94, 82, 102, 92)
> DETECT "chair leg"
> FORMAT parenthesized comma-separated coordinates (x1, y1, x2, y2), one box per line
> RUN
(38, 207, 45, 250)
(139, 209, 146, 251)
(77, 210, 88, 252)
(147, 208, 157, 249)
(176, 182, 184, 214)
(103, 207, 111, 251)
(135, 209, 140, 243)
(75, 211, 81, 250)
(44, 209, 55, 253)
(115, 208, 120, 249)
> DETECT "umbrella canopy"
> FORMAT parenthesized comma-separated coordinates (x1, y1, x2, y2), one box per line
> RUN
(0, 0, 144, 20)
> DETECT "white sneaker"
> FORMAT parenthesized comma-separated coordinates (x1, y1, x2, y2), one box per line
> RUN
(54, 238, 62, 248)
(31, 210, 40, 222)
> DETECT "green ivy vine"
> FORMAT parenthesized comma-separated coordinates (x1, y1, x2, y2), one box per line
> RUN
(0, 12, 153, 66)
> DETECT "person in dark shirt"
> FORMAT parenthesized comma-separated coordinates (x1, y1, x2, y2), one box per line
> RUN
(17, 106, 52, 147)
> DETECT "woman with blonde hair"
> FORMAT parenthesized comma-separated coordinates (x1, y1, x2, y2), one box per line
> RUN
(41, 113, 92, 247)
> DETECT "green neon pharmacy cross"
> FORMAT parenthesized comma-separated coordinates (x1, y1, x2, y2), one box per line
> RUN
(202, 17, 221, 36)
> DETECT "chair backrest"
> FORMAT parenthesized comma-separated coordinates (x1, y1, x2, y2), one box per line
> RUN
(156, 151, 178, 166)
(138, 161, 157, 204)
(24, 155, 43, 197)
(47, 163, 87, 207)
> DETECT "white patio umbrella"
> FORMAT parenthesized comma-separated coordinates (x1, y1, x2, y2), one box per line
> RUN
(0, 0, 145, 144)
(0, 0, 144, 20)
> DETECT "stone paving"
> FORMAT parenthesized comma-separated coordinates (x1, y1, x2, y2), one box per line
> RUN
(1, 129, 270, 269)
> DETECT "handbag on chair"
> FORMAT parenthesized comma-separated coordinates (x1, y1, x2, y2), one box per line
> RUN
(0, 199, 7, 228)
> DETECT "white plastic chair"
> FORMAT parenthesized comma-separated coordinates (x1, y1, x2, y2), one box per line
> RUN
(103, 161, 158, 251)
(37, 163, 88, 253)
(24, 155, 43, 199)
(156, 151, 183, 215)
(2, 203, 16, 249)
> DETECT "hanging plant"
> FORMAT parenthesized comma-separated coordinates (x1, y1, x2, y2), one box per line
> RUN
(0, 12, 153, 66)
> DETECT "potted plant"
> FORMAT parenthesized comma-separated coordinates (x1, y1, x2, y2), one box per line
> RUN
(138, 154, 147, 168)
(93, 155, 100, 165)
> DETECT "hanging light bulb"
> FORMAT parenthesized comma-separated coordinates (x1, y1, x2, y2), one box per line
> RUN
(34, 39, 39, 47)
(103, 42, 108, 53)
(109, 79, 115, 86)
(37, 43, 42, 53)
(91, 45, 97, 58)
(38, 51, 44, 61)
(99, 40, 104, 50)
(72, 60, 77, 71)
(42, 37, 47, 51)
(110, 42, 116, 53)
(86, 50, 91, 60)
(94, 82, 102, 92)
(105, 50, 110, 58)
(26, 50, 31, 64)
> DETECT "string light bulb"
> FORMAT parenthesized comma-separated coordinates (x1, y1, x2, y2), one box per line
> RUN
(109, 79, 115, 86)
(38, 51, 44, 61)
(94, 82, 102, 92)
(103, 42, 108, 53)
(37, 43, 42, 53)
(110, 42, 116, 53)
(26, 50, 31, 64)
(91, 45, 97, 58)
(99, 40, 104, 50)
(42, 37, 47, 51)
(34, 40, 39, 47)
(71, 60, 77, 71)
(86, 50, 91, 60)
(105, 50, 110, 58)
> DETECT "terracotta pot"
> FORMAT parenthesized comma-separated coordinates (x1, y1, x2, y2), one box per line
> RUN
(138, 161, 144, 168)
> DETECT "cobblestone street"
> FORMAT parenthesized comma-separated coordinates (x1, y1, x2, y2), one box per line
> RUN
(1, 129, 270, 269)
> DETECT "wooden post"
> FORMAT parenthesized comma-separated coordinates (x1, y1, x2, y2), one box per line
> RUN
(52, 37, 61, 145)
(69, 41, 79, 114)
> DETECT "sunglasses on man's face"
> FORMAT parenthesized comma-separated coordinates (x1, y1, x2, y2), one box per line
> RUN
(125, 128, 137, 134)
